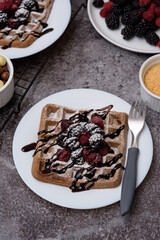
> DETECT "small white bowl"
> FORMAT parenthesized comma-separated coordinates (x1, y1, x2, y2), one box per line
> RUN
(139, 54, 160, 112)
(0, 53, 14, 108)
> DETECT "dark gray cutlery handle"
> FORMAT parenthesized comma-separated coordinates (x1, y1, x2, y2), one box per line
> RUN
(120, 147, 139, 216)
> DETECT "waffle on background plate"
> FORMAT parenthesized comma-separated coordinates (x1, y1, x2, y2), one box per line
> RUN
(0, 0, 54, 48)
(31, 104, 128, 192)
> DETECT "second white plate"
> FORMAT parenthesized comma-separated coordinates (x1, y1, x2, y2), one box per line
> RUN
(0, 0, 71, 59)
(87, 0, 160, 53)
(12, 89, 153, 209)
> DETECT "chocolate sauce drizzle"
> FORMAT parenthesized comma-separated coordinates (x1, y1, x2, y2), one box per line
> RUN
(38, 105, 113, 136)
(105, 125, 125, 139)
(2, 28, 53, 50)
(22, 105, 126, 192)
(70, 163, 123, 192)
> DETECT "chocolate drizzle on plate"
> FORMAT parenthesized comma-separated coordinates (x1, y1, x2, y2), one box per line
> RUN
(21, 142, 37, 152)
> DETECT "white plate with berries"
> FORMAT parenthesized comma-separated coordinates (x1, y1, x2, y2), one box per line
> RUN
(0, 0, 71, 59)
(12, 89, 153, 209)
(88, 0, 160, 53)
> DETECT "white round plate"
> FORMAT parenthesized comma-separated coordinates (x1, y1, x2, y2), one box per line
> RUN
(88, 0, 160, 53)
(0, 0, 71, 59)
(13, 89, 153, 209)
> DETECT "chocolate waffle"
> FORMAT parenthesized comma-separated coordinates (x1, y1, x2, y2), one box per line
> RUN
(0, 0, 54, 48)
(31, 104, 128, 192)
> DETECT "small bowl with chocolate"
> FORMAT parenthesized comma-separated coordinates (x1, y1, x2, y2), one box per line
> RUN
(0, 53, 14, 108)
(139, 54, 160, 112)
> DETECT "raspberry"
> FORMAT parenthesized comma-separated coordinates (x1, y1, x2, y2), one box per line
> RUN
(82, 149, 96, 161)
(155, 16, 160, 26)
(57, 149, 70, 162)
(90, 114, 104, 129)
(103, 1, 114, 11)
(78, 131, 90, 145)
(157, 41, 160, 47)
(11, 4, 18, 11)
(139, 0, 151, 7)
(100, 8, 110, 18)
(10, 0, 21, 10)
(143, 10, 155, 21)
(61, 119, 73, 132)
(13, 0, 21, 6)
(8, 19, 20, 29)
(155, 7, 160, 16)
(82, 149, 102, 165)
(0, 0, 12, 11)
(99, 142, 109, 156)
(149, 2, 156, 11)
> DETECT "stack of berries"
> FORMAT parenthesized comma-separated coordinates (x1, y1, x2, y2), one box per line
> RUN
(0, 0, 37, 29)
(55, 114, 112, 166)
(93, 0, 160, 47)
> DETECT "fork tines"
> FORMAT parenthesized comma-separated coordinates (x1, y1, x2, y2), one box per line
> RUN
(130, 101, 146, 119)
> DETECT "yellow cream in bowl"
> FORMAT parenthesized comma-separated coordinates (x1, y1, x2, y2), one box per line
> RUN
(144, 64, 160, 96)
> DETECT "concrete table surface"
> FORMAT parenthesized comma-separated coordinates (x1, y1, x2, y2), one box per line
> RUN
(0, 1, 160, 239)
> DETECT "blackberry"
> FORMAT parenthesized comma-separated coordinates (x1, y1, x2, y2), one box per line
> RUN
(111, 0, 127, 5)
(132, 0, 139, 9)
(15, 8, 30, 24)
(135, 20, 150, 37)
(145, 32, 159, 46)
(129, 9, 142, 25)
(122, 4, 135, 14)
(0, 12, 8, 29)
(121, 25, 135, 40)
(105, 14, 119, 30)
(121, 11, 132, 25)
(148, 21, 158, 32)
(24, 0, 36, 10)
(92, 0, 104, 8)
(110, 4, 122, 15)
(139, 7, 148, 13)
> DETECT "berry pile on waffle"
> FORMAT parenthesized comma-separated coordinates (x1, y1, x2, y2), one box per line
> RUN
(0, 0, 54, 48)
(30, 103, 128, 192)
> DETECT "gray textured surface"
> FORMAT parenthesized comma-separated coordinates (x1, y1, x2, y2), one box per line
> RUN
(0, 1, 160, 239)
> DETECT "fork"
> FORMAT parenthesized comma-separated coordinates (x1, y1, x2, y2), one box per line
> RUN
(120, 101, 146, 216)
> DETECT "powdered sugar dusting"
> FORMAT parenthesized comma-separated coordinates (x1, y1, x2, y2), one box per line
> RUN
(68, 122, 85, 137)
(71, 148, 83, 160)
(89, 133, 104, 148)
(64, 137, 80, 150)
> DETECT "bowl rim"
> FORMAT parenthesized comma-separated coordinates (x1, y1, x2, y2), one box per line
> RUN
(0, 53, 14, 93)
(139, 54, 160, 100)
